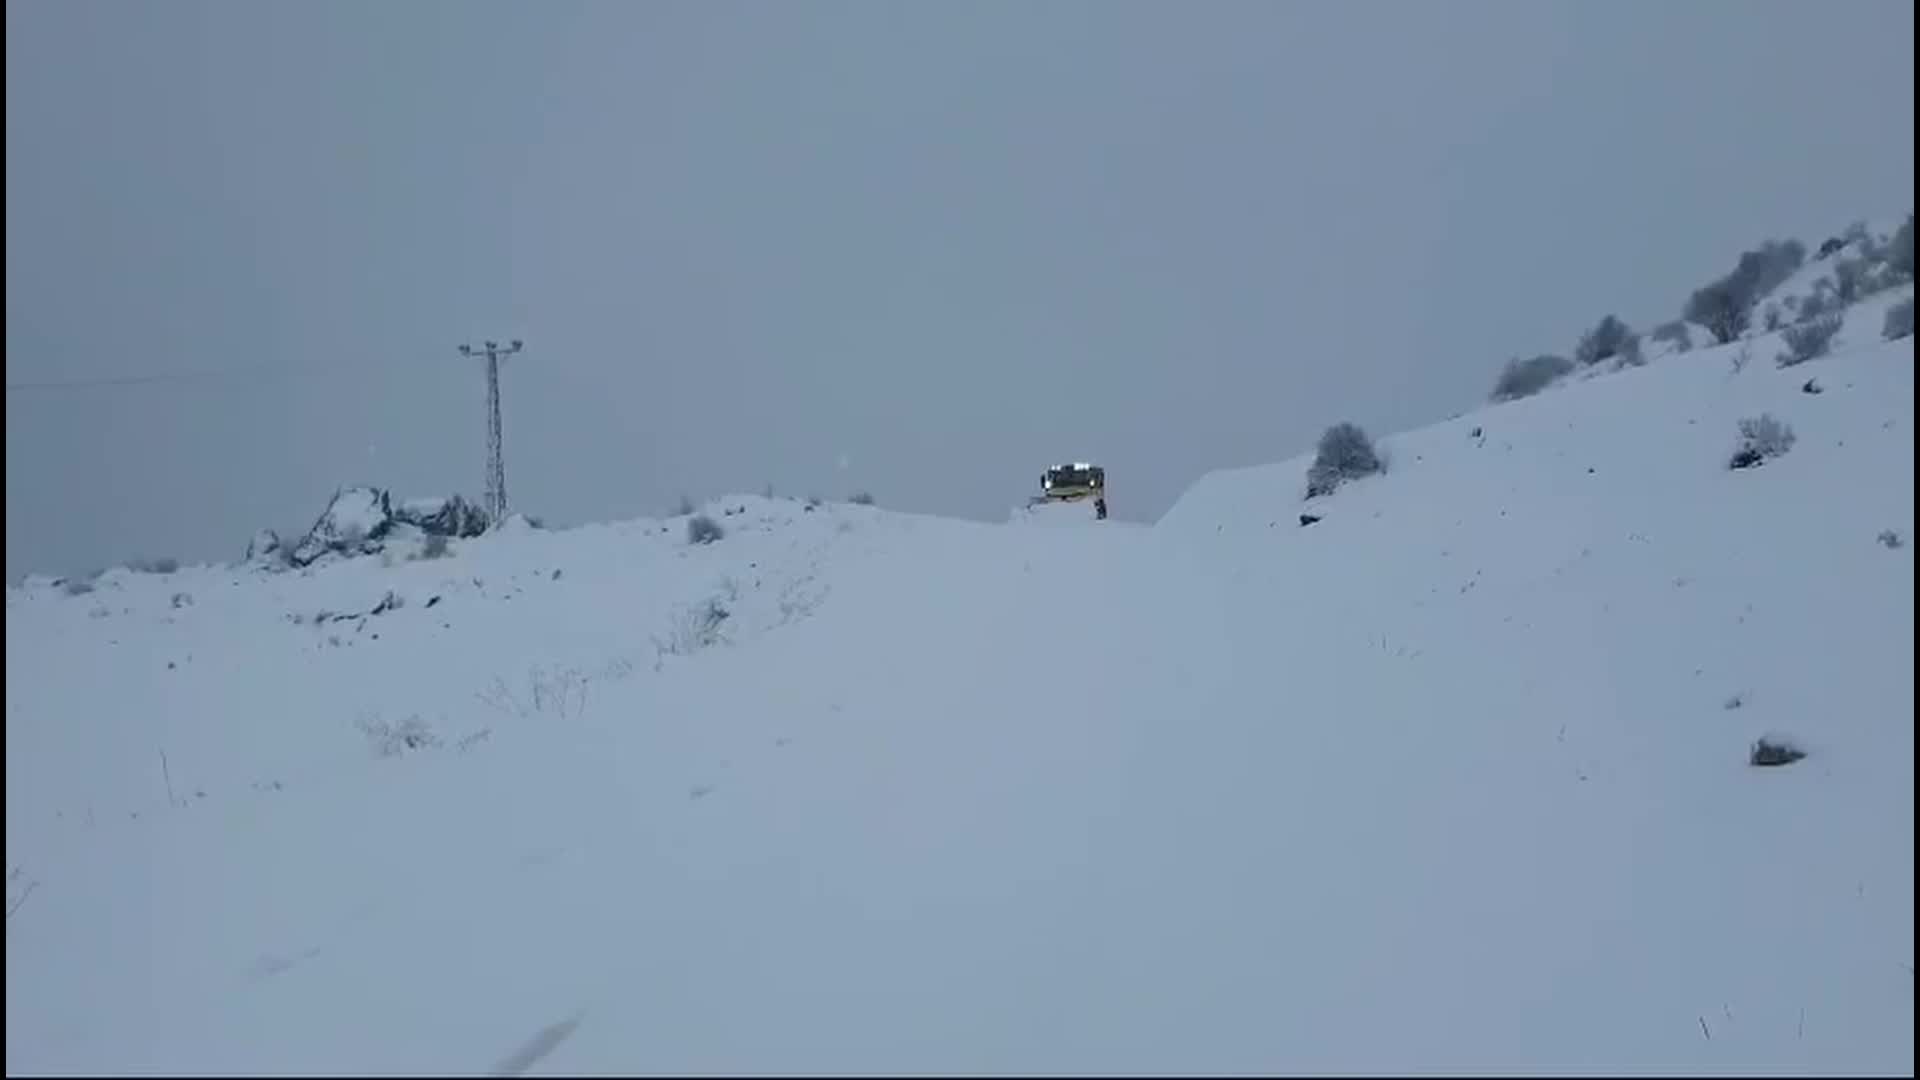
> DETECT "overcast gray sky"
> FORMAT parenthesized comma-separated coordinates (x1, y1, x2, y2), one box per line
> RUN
(6, 0, 1913, 578)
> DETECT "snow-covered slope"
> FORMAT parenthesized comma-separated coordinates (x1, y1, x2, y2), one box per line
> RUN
(1753, 217, 1909, 325)
(6, 332, 1912, 1073)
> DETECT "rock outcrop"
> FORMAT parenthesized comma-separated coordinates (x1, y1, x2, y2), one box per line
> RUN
(245, 529, 284, 566)
(290, 486, 394, 566)
(392, 495, 490, 540)
(254, 487, 497, 569)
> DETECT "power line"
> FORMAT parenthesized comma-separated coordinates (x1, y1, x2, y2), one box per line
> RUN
(6, 350, 519, 395)
(455, 339, 523, 524)
(3, 366, 290, 394)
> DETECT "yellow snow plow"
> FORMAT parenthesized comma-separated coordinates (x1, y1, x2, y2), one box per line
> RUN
(1040, 462, 1108, 519)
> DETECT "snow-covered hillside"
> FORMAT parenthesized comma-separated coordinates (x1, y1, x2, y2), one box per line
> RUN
(6, 331, 1912, 1072)
(1755, 218, 1910, 324)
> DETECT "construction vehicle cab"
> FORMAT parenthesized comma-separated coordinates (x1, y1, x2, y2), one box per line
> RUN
(1040, 462, 1108, 520)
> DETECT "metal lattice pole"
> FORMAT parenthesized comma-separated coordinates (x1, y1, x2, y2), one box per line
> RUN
(457, 339, 523, 524)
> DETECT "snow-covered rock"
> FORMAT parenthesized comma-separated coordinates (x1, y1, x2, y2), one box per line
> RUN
(392, 495, 489, 539)
(258, 490, 495, 570)
(244, 528, 284, 567)
(289, 485, 394, 567)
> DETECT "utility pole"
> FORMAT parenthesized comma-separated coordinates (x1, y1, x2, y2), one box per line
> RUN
(456, 338, 523, 524)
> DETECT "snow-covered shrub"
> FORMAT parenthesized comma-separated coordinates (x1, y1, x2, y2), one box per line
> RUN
(687, 514, 725, 545)
(1650, 320, 1693, 353)
(418, 533, 451, 560)
(1686, 282, 1748, 344)
(1831, 257, 1870, 304)
(654, 597, 731, 659)
(1685, 238, 1806, 343)
(1573, 315, 1631, 367)
(848, 491, 876, 506)
(1884, 296, 1914, 341)
(1729, 413, 1797, 470)
(1796, 288, 1838, 323)
(62, 578, 95, 596)
(1749, 734, 1807, 767)
(1305, 421, 1383, 498)
(355, 713, 441, 757)
(1612, 334, 1647, 369)
(1489, 354, 1574, 402)
(1776, 313, 1842, 367)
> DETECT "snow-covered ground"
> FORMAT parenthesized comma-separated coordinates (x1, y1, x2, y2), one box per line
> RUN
(6, 329, 1913, 1072)
(1007, 497, 1122, 528)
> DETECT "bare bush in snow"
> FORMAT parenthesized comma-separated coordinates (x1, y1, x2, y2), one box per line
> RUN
(1686, 281, 1749, 344)
(1305, 421, 1383, 498)
(476, 666, 589, 721)
(1831, 257, 1871, 304)
(686, 514, 725, 545)
(530, 668, 589, 718)
(847, 491, 876, 506)
(1796, 288, 1837, 322)
(355, 713, 441, 757)
(1612, 334, 1647, 369)
(1574, 315, 1632, 367)
(1729, 413, 1797, 470)
(1749, 734, 1807, 767)
(654, 597, 731, 660)
(417, 533, 451, 560)
(128, 557, 181, 575)
(1776, 313, 1842, 367)
(1489, 354, 1573, 402)
(1685, 238, 1806, 343)
(1650, 320, 1693, 352)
